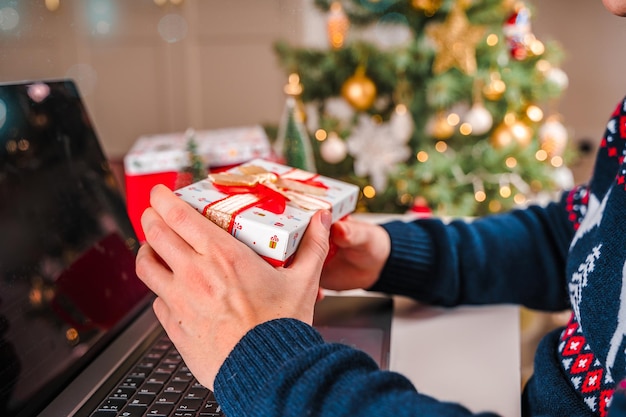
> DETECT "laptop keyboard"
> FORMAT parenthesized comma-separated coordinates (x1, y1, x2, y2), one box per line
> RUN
(89, 335, 223, 417)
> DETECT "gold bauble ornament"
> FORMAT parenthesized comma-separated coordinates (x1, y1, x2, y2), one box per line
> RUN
(341, 66, 377, 111)
(490, 116, 532, 149)
(411, 0, 442, 16)
(491, 123, 515, 149)
(483, 72, 506, 101)
(431, 111, 454, 140)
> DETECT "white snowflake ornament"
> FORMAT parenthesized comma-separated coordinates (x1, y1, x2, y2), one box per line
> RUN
(347, 114, 412, 191)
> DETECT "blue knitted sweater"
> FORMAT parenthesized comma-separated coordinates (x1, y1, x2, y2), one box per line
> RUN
(214, 96, 626, 417)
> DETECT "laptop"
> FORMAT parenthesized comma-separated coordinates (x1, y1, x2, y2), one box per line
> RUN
(0, 79, 393, 417)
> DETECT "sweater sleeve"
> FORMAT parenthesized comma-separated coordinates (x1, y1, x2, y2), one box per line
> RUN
(370, 194, 575, 311)
(214, 318, 501, 417)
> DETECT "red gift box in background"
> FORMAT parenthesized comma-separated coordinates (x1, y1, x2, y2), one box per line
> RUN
(124, 125, 272, 241)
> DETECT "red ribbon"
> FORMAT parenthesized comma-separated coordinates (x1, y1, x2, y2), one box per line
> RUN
(211, 182, 287, 215)
(205, 167, 330, 235)
(281, 169, 329, 191)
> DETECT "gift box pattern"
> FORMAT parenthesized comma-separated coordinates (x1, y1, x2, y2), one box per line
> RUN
(175, 159, 360, 266)
(124, 125, 271, 175)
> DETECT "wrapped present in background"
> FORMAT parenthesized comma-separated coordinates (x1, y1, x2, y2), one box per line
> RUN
(175, 159, 360, 266)
(124, 125, 272, 240)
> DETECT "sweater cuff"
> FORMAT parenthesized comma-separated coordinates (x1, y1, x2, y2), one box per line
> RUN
(214, 318, 324, 415)
(369, 220, 435, 299)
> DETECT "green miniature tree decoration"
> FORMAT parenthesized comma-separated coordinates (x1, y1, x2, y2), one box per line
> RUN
(275, 74, 317, 172)
(175, 128, 207, 189)
(186, 132, 206, 183)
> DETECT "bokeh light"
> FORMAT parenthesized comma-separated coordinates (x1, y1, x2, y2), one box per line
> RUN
(416, 150, 428, 162)
(45, 0, 61, 12)
(314, 129, 327, 141)
(27, 83, 51, 103)
(0, 7, 19, 31)
(158, 14, 188, 43)
(88, 0, 115, 35)
(363, 185, 376, 199)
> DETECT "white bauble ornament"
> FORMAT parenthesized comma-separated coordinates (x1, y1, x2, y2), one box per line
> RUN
(539, 117, 568, 157)
(390, 104, 414, 143)
(320, 132, 348, 164)
(325, 97, 355, 123)
(546, 67, 569, 90)
(553, 166, 574, 190)
(463, 103, 493, 135)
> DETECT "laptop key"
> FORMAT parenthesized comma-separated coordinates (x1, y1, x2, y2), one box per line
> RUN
(173, 370, 193, 382)
(200, 399, 221, 415)
(155, 363, 178, 374)
(120, 405, 148, 417)
(146, 402, 174, 416)
(128, 393, 155, 407)
(110, 386, 135, 399)
(155, 390, 181, 404)
(185, 385, 209, 399)
(177, 397, 202, 412)
(164, 379, 189, 393)
(98, 397, 126, 411)
(139, 382, 163, 395)
(120, 376, 144, 389)
(146, 372, 169, 384)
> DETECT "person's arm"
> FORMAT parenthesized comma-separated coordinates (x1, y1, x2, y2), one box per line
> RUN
(138, 186, 506, 417)
(215, 318, 501, 417)
(373, 196, 575, 311)
(322, 191, 577, 311)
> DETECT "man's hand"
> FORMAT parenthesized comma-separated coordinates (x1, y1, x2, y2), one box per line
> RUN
(135, 184, 331, 389)
(321, 217, 391, 291)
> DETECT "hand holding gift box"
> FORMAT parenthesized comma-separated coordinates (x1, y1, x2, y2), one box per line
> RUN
(175, 159, 360, 266)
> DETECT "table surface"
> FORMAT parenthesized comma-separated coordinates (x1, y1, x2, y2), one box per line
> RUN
(389, 296, 521, 417)
(350, 213, 521, 417)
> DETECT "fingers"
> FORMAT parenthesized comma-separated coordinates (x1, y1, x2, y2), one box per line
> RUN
(330, 217, 374, 249)
(152, 296, 171, 326)
(141, 205, 199, 274)
(135, 243, 174, 296)
(290, 210, 332, 276)
(148, 184, 227, 255)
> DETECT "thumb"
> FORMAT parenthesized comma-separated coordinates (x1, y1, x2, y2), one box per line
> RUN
(331, 217, 372, 248)
(290, 210, 332, 274)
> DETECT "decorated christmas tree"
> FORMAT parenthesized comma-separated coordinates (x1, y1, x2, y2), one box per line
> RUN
(274, 0, 571, 216)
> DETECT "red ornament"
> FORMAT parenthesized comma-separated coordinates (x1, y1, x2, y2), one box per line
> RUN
(408, 196, 432, 217)
(503, 4, 531, 60)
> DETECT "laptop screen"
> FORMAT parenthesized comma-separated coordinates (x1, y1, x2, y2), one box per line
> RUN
(0, 80, 151, 416)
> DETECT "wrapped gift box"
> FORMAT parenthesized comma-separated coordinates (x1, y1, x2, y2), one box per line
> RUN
(124, 125, 271, 241)
(175, 159, 360, 266)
